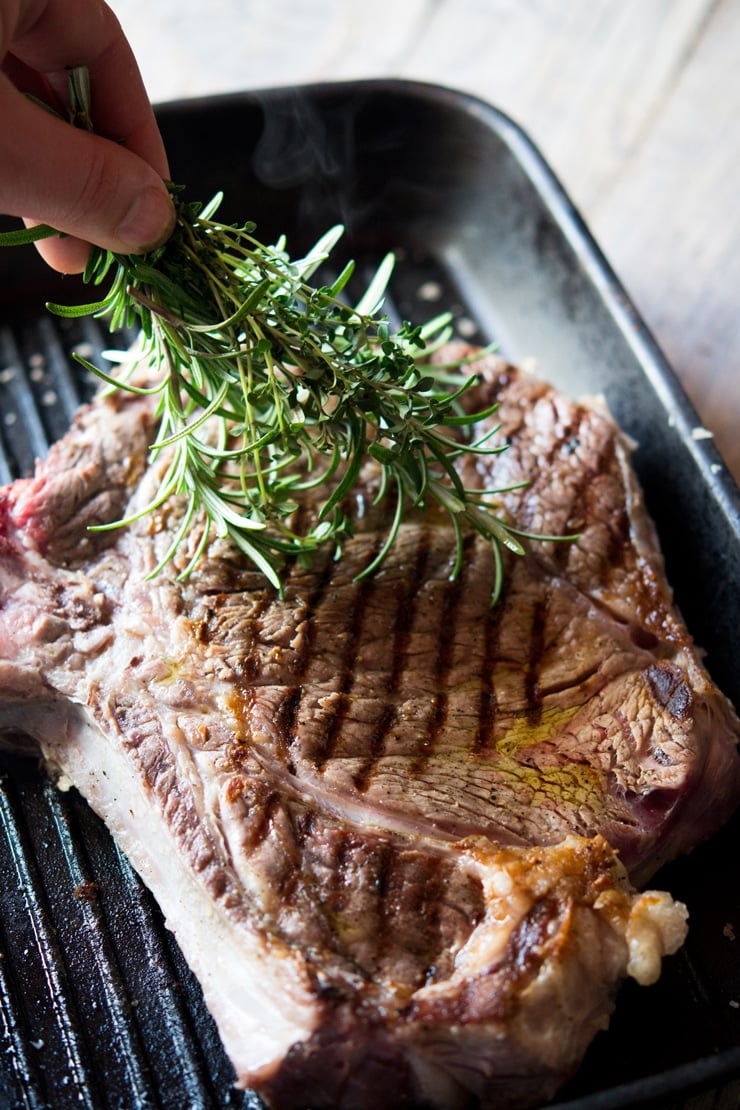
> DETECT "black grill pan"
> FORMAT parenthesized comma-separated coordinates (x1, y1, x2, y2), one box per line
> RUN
(0, 80, 739, 1110)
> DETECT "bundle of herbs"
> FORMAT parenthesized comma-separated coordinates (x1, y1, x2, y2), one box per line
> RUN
(0, 68, 570, 601)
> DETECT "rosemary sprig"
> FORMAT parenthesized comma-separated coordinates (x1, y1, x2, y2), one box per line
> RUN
(0, 69, 573, 602)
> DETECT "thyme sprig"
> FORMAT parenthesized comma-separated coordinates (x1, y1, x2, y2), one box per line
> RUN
(0, 69, 573, 602)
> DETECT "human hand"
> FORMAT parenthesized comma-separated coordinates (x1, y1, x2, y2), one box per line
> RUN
(0, 0, 175, 273)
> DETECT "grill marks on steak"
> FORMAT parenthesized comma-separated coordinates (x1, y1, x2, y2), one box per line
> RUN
(249, 834, 685, 1109)
(182, 488, 735, 879)
(247, 807, 484, 994)
(0, 345, 737, 1108)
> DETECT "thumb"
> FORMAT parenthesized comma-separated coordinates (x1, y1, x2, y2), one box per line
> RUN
(0, 74, 176, 273)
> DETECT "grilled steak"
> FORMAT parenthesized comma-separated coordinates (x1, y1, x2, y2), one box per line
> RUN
(0, 343, 737, 1109)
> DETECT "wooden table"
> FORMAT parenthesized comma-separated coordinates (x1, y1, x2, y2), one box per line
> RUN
(111, 0, 740, 483)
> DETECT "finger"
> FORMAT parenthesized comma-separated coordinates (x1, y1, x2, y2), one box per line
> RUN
(10, 0, 169, 177)
(31, 232, 107, 276)
(0, 73, 175, 273)
(1, 51, 65, 114)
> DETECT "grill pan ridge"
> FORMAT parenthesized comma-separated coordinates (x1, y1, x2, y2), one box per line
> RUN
(0, 79, 739, 1110)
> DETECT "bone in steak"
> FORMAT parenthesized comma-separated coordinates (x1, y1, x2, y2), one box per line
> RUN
(0, 343, 738, 1109)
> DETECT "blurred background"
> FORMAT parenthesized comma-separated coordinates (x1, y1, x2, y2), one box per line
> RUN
(111, 0, 739, 481)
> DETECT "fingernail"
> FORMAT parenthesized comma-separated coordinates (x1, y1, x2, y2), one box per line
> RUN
(116, 186, 175, 251)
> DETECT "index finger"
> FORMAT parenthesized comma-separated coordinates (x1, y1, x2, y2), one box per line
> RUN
(9, 0, 169, 177)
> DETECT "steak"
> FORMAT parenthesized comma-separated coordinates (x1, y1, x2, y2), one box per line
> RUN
(0, 342, 738, 1109)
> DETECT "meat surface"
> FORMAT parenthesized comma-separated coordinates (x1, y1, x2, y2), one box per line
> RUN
(0, 344, 737, 1109)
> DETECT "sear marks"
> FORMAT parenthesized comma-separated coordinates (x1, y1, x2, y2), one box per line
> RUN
(0, 345, 735, 1109)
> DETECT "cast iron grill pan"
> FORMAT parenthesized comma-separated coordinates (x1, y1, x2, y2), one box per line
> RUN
(0, 81, 739, 1109)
